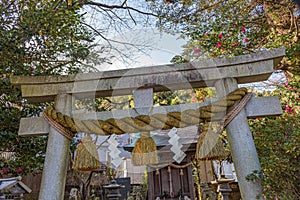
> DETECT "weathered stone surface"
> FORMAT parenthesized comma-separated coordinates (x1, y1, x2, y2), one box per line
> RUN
(38, 94, 73, 200)
(19, 117, 49, 136)
(10, 47, 285, 85)
(245, 96, 282, 118)
(133, 88, 153, 115)
(215, 78, 263, 200)
(10, 48, 285, 103)
(18, 61, 274, 102)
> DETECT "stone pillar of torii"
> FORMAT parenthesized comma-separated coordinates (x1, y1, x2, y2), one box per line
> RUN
(11, 47, 285, 200)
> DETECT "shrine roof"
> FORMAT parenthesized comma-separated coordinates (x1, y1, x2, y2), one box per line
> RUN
(0, 177, 32, 194)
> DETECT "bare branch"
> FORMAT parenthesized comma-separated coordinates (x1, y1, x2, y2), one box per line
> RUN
(121, 0, 127, 7)
(97, 135, 111, 149)
(80, 1, 158, 17)
(106, 8, 133, 29)
(126, 7, 137, 25)
(81, 22, 111, 45)
(81, 21, 152, 63)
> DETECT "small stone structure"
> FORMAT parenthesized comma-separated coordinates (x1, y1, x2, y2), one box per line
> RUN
(103, 180, 124, 200)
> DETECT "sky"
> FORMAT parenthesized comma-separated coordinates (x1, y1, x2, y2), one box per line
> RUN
(94, 28, 285, 90)
(95, 29, 187, 71)
(86, 1, 285, 88)
(81, 1, 187, 71)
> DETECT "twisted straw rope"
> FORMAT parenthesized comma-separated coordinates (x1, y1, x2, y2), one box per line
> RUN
(43, 88, 249, 137)
(43, 112, 74, 140)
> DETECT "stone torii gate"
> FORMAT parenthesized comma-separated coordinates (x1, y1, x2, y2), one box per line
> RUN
(11, 47, 285, 200)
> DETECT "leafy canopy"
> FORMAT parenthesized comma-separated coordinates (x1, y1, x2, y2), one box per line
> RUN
(0, 0, 95, 76)
(151, 0, 299, 75)
(0, 0, 95, 176)
(150, 0, 300, 198)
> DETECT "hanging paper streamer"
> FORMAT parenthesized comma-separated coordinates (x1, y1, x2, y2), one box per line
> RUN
(107, 134, 122, 168)
(168, 127, 186, 163)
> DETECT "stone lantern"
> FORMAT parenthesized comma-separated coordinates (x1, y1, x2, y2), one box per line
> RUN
(103, 180, 124, 200)
(216, 175, 234, 200)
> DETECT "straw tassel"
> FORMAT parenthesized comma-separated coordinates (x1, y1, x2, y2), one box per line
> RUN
(132, 131, 158, 166)
(72, 135, 100, 171)
(196, 124, 228, 161)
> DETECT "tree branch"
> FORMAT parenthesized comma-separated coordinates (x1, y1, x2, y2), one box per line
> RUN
(126, 7, 137, 25)
(81, 22, 112, 47)
(96, 135, 111, 149)
(81, 1, 158, 17)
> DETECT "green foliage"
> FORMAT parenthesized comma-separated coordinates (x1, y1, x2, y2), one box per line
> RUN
(0, 0, 96, 177)
(151, 0, 300, 198)
(152, 0, 299, 74)
(249, 75, 300, 199)
(250, 115, 300, 199)
(0, 69, 48, 176)
(0, 100, 47, 176)
(154, 88, 215, 106)
(76, 96, 133, 112)
(0, 73, 48, 176)
(192, 160, 202, 199)
(0, 0, 95, 75)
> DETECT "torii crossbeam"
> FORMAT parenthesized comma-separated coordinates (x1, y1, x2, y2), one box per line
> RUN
(11, 47, 285, 200)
